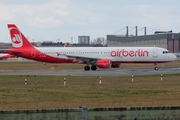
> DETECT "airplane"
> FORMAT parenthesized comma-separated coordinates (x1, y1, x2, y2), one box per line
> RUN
(6, 24, 176, 71)
(0, 53, 15, 60)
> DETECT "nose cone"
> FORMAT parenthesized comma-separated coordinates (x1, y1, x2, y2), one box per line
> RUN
(171, 54, 177, 61)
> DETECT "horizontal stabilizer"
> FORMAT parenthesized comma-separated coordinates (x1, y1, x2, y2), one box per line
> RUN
(5, 49, 23, 55)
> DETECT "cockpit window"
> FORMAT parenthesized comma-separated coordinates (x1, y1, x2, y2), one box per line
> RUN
(163, 51, 170, 54)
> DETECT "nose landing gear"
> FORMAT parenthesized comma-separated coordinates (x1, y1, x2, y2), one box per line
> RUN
(154, 63, 159, 71)
(154, 67, 159, 71)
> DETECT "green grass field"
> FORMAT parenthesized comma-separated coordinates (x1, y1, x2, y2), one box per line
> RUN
(0, 60, 180, 110)
(0, 75, 180, 110)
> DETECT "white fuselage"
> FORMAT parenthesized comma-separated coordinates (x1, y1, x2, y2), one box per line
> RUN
(34, 46, 176, 63)
(7, 24, 177, 71)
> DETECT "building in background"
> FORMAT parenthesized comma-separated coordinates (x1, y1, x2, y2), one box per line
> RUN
(107, 27, 180, 53)
(78, 36, 90, 45)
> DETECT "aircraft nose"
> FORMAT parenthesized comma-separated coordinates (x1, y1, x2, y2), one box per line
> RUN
(172, 54, 177, 61)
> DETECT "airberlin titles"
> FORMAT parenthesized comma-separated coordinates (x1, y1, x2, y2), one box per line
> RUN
(110, 49, 149, 57)
(55, 49, 149, 57)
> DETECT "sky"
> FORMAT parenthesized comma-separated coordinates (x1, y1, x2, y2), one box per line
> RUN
(0, 0, 180, 43)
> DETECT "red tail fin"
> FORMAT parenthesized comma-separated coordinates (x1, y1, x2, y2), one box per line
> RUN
(7, 24, 33, 49)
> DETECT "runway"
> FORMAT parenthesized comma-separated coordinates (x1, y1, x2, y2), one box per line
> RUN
(0, 66, 180, 76)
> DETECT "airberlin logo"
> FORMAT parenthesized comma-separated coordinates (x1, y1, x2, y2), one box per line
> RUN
(110, 49, 149, 57)
(9, 27, 23, 48)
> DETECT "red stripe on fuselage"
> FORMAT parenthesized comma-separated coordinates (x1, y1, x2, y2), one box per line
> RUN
(7, 48, 78, 63)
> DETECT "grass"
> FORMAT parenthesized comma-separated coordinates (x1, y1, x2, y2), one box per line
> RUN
(0, 75, 180, 110)
(0, 60, 179, 110)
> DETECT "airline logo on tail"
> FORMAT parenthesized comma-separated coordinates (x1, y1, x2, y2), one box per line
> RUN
(8, 26, 23, 48)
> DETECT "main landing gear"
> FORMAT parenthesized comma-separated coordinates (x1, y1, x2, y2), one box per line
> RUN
(84, 65, 97, 71)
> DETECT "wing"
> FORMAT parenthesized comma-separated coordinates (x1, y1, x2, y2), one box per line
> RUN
(62, 54, 100, 62)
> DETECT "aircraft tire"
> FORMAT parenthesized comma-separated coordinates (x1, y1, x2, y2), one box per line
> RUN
(84, 66, 90, 71)
(91, 65, 97, 71)
(154, 67, 159, 71)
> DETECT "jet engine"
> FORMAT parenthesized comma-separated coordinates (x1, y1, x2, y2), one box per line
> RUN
(96, 59, 111, 68)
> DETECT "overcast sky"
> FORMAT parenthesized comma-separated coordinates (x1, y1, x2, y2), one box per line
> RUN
(0, 0, 180, 43)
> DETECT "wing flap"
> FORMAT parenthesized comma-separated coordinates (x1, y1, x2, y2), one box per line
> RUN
(62, 54, 98, 62)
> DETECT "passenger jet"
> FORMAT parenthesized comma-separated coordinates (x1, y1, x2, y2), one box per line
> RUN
(6, 24, 176, 71)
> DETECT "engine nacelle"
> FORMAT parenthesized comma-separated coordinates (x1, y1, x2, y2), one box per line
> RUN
(96, 59, 111, 68)
(111, 62, 121, 68)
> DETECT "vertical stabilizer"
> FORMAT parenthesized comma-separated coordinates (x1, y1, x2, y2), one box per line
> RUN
(7, 24, 34, 49)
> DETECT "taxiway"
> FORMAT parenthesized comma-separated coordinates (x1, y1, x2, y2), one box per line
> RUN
(0, 66, 179, 76)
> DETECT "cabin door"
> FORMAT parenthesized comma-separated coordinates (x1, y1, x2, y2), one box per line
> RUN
(76, 50, 81, 56)
(153, 47, 158, 58)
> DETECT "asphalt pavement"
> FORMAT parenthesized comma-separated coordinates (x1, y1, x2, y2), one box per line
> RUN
(0, 66, 179, 76)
